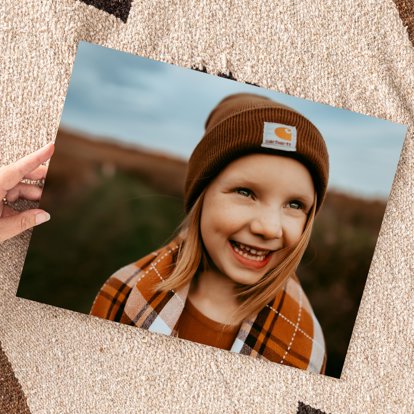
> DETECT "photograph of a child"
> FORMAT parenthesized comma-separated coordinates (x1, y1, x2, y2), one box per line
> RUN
(91, 92, 328, 374)
(15, 41, 406, 378)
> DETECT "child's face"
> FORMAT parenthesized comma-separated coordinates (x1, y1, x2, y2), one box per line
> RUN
(200, 153, 315, 286)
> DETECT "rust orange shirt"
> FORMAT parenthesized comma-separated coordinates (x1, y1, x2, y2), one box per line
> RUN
(176, 299, 240, 350)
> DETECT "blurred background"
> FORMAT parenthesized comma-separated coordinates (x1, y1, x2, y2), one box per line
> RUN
(17, 41, 407, 378)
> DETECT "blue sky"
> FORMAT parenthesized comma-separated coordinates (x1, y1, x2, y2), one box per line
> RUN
(61, 41, 407, 199)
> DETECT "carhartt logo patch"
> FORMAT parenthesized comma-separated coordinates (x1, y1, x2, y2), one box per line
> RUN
(261, 122, 297, 152)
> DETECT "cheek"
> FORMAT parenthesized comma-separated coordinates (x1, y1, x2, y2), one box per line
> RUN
(201, 208, 233, 241)
(200, 202, 225, 248)
(201, 195, 235, 231)
(284, 217, 307, 245)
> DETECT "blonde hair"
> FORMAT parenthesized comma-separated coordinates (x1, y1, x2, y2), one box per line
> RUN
(156, 191, 207, 292)
(156, 190, 317, 324)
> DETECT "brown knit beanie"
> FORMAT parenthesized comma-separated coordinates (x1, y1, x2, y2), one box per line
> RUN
(184, 93, 329, 214)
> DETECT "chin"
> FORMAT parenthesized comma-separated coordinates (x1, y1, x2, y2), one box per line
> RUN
(227, 271, 265, 287)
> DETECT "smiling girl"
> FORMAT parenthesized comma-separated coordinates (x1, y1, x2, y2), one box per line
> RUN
(90, 93, 329, 374)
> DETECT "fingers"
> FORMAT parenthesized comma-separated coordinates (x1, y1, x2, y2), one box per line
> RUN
(1, 205, 19, 218)
(0, 144, 54, 243)
(0, 209, 50, 243)
(0, 143, 54, 197)
(5, 183, 43, 203)
(23, 164, 48, 181)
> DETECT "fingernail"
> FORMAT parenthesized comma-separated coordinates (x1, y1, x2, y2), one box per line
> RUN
(35, 212, 50, 225)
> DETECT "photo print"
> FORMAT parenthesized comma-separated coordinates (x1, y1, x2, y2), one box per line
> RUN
(16, 41, 407, 378)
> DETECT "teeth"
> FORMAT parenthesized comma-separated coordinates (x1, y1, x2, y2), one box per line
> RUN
(232, 241, 270, 261)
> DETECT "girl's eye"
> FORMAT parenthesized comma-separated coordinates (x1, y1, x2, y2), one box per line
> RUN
(235, 187, 254, 198)
(288, 200, 304, 210)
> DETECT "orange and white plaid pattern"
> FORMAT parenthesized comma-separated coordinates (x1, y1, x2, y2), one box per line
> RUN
(90, 238, 326, 374)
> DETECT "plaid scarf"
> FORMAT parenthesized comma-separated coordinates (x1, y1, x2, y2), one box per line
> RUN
(90, 238, 326, 374)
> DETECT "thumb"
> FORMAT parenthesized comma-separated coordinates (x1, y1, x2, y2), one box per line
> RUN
(0, 210, 50, 243)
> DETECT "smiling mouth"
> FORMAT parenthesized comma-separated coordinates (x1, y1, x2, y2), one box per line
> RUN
(229, 240, 273, 262)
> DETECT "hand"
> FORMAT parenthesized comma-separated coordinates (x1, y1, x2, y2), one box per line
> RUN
(0, 143, 55, 243)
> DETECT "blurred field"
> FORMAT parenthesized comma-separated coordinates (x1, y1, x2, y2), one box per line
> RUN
(17, 129, 386, 378)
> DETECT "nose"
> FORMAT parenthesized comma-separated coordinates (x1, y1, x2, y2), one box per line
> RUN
(249, 206, 283, 240)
